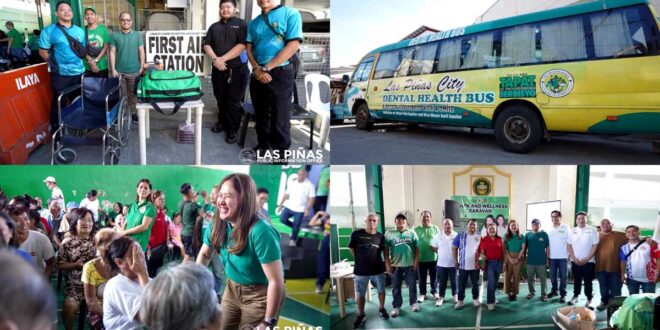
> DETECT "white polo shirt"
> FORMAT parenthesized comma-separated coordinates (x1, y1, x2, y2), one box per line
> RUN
(283, 179, 316, 213)
(568, 225, 599, 263)
(431, 230, 458, 268)
(547, 223, 570, 259)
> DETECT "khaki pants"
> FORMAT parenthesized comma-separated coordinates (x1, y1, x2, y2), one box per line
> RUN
(221, 279, 269, 330)
(119, 72, 139, 113)
(504, 252, 522, 295)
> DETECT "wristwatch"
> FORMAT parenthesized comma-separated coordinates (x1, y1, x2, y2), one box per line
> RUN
(261, 66, 270, 73)
(263, 317, 278, 327)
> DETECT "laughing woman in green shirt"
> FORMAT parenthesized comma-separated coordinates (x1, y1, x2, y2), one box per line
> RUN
(197, 173, 285, 330)
(119, 179, 155, 252)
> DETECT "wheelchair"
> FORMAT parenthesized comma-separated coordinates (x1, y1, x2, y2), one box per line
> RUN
(51, 75, 130, 165)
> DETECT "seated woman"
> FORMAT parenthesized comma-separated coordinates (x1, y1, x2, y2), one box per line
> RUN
(140, 262, 222, 330)
(57, 207, 98, 330)
(82, 228, 119, 330)
(102, 236, 150, 330)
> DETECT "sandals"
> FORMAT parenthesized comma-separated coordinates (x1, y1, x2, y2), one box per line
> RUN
(541, 295, 549, 302)
(527, 293, 535, 299)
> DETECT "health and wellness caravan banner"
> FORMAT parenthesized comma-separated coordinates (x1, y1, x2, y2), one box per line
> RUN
(452, 195, 509, 220)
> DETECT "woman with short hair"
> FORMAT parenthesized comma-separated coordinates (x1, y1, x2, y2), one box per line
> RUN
(82, 228, 118, 330)
(197, 173, 285, 329)
(479, 223, 504, 311)
(57, 207, 98, 330)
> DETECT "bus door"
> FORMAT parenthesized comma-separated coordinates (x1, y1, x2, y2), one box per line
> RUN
(346, 55, 375, 112)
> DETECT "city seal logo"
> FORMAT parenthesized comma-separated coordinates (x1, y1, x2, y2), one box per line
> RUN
(540, 69, 574, 98)
(472, 177, 492, 196)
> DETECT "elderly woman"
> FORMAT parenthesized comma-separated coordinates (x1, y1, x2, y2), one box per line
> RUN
(103, 236, 150, 330)
(118, 179, 155, 252)
(57, 207, 98, 330)
(479, 223, 504, 311)
(197, 173, 285, 330)
(141, 262, 222, 330)
(82, 228, 119, 330)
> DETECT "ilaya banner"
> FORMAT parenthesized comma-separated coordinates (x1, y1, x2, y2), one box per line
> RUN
(451, 195, 509, 219)
(145, 30, 210, 75)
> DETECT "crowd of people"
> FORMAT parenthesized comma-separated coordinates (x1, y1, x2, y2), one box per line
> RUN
(0, 168, 329, 330)
(35, 0, 304, 160)
(348, 210, 659, 329)
(0, 21, 43, 71)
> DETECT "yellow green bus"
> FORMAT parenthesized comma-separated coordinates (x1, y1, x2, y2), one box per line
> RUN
(345, 0, 660, 153)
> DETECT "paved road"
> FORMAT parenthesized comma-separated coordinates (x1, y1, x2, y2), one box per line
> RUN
(331, 122, 660, 164)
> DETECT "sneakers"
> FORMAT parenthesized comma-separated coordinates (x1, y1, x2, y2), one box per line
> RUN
(568, 296, 578, 305)
(353, 314, 366, 329)
(435, 298, 444, 306)
(453, 294, 459, 304)
(390, 308, 400, 318)
(432, 293, 440, 300)
(315, 285, 323, 294)
(596, 302, 607, 311)
(454, 301, 464, 309)
(411, 303, 420, 312)
(417, 295, 426, 303)
(548, 291, 558, 299)
(473, 299, 481, 307)
(487, 304, 495, 311)
(494, 299, 500, 305)
(559, 296, 566, 303)
(378, 308, 389, 320)
(585, 299, 594, 310)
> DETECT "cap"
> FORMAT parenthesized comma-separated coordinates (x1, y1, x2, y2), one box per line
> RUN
(531, 219, 541, 225)
(43, 176, 56, 183)
(84, 6, 96, 14)
(395, 213, 407, 220)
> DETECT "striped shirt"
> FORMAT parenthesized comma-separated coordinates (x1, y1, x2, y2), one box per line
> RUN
(453, 232, 481, 270)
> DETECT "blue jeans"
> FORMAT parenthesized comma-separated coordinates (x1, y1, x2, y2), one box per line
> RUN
(486, 260, 502, 304)
(210, 252, 224, 296)
(549, 258, 568, 297)
(457, 269, 480, 302)
(437, 266, 457, 299)
(279, 207, 305, 241)
(391, 266, 417, 308)
(627, 279, 656, 294)
(316, 236, 329, 287)
(596, 271, 622, 304)
(418, 261, 437, 295)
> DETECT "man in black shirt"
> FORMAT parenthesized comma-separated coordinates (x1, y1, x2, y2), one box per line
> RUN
(348, 213, 389, 328)
(203, 0, 248, 144)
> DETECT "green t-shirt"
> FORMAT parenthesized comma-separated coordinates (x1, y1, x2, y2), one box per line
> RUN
(125, 200, 156, 251)
(505, 234, 525, 253)
(8, 28, 23, 49)
(202, 204, 215, 240)
(384, 228, 419, 267)
(525, 231, 549, 265)
(414, 225, 439, 262)
(316, 166, 330, 197)
(179, 200, 200, 237)
(27, 35, 39, 51)
(83, 24, 110, 71)
(203, 218, 282, 285)
(109, 29, 143, 73)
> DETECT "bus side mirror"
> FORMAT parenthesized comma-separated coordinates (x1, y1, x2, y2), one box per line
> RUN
(342, 74, 350, 84)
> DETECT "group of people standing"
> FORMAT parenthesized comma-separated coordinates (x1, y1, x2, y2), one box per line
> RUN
(348, 210, 659, 329)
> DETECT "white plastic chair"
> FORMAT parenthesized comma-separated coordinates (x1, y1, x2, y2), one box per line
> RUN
(304, 73, 330, 149)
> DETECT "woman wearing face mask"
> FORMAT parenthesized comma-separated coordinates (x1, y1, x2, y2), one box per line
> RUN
(82, 228, 119, 330)
(102, 236, 150, 330)
(197, 173, 285, 330)
(57, 207, 98, 330)
(118, 179, 155, 252)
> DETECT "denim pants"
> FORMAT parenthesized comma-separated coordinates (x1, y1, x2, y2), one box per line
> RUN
(549, 258, 568, 297)
(486, 260, 503, 304)
(279, 207, 305, 241)
(391, 266, 417, 308)
(437, 266, 457, 298)
(210, 252, 224, 296)
(457, 269, 480, 302)
(627, 279, 656, 294)
(572, 262, 595, 299)
(418, 261, 437, 295)
(596, 271, 622, 304)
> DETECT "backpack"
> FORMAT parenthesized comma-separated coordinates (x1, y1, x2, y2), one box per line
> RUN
(136, 70, 203, 115)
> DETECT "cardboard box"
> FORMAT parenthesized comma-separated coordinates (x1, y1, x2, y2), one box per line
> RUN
(555, 307, 597, 330)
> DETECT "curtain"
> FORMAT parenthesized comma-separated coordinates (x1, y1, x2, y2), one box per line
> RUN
(436, 39, 461, 72)
(410, 43, 438, 75)
(463, 33, 494, 69)
(396, 48, 415, 77)
(373, 50, 401, 79)
(591, 11, 634, 58)
(501, 25, 537, 66)
(540, 17, 587, 62)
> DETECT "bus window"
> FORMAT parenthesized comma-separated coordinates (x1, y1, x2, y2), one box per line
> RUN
(436, 38, 461, 72)
(462, 32, 495, 69)
(359, 61, 373, 81)
(590, 7, 653, 58)
(410, 42, 438, 75)
(373, 49, 402, 79)
(396, 47, 415, 77)
(500, 24, 537, 66)
(539, 16, 587, 62)
(353, 63, 367, 82)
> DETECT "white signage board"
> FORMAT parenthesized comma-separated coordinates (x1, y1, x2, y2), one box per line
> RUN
(145, 30, 210, 75)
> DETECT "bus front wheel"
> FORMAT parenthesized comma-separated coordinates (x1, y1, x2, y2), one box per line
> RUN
(355, 103, 374, 130)
(494, 106, 543, 153)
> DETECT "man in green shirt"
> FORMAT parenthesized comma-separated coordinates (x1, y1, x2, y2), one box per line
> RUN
(109, 11, 144, 122)
(27, 30, 42, 64)
(4, 21, 25, 64)
(384, 213, 420, 317)
(525, 219, 550, 301)
(413, 210, 440, 302)
(83, 6, 110, 77)
(314, 165, 330, 213)
(178, 183, 202, 262)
